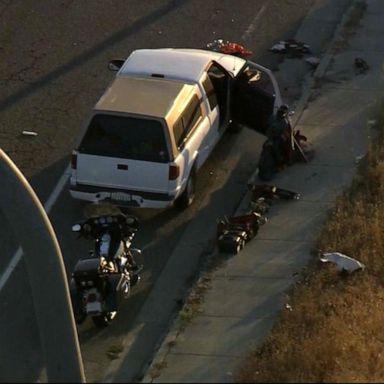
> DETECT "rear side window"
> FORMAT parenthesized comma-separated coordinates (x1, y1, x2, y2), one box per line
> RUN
(202, 76, 218, 110)
(79, 114, 170, 163)
(173, 95, 203, 148)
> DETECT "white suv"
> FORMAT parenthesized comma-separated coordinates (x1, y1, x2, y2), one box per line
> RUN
(69, 48, 281, 209)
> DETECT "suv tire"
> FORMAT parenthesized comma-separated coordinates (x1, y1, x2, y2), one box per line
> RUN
(175, 168, 196, 210)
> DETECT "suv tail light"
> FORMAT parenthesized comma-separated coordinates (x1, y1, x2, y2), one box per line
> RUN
(71, 152, 77, 170)
(168, 164, 180, 180)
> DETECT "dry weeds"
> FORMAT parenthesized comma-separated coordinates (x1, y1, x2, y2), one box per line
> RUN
(234, 110, 384, 382)
(178, 274, 212, 328)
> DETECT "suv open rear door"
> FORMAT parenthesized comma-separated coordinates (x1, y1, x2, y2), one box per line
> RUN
(231, 61, 282, 134)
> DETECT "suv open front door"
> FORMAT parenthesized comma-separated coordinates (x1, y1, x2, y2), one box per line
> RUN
(231, 61, 282, 135)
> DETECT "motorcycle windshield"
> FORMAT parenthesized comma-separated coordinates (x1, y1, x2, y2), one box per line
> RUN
(95, 233, 123, 260)
(100, 233, 111, 257)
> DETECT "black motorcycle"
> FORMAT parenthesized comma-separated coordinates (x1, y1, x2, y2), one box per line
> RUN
(69, 203, 142, 328)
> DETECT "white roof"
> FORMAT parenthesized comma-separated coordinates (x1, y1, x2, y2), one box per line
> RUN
(94, 76, 195, 118)
(118, 48, 246, 82)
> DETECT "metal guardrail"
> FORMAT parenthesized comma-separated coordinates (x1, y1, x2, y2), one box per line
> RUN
(0, 149, 85, 383)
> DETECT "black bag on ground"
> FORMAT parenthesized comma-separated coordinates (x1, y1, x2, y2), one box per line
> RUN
(258, 140, 278, 181)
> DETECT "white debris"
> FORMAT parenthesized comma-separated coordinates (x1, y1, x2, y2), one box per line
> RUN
(285, 303, 293, 311)
(22, 130, 38, 136)
(355, 155, 365, 163)
(319, 252, 365, 273)
(305, 56, 320, 68)
(367, 119, 377, 129)
(270, 39, 311, 55)
(270, 41, 286, 52)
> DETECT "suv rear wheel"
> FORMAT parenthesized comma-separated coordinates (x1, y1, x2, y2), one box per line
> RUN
(175, 168, 196, 210)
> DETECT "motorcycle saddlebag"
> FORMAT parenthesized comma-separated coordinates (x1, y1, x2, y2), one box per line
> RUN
(69, 278, 87, 324)
(217, 232, 245, 254)
(105, 274, 125, 312)
(73, 258, 102, 287)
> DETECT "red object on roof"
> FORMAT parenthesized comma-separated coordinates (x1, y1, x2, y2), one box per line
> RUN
(219, 42, 252, 57)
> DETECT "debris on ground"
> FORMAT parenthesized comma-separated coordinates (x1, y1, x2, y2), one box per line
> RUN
(205, 39, 252, 58)
(257, 127, 313, 182)
(305, 56, 321, 69)
(319, 252, 365, 273)
(250, 197, 270, 215)
(355, 154, 365, 164)
(354, 57, 370, 74)
(285, 303, 293, 311)
(269, 41, 286, 53)
(249, 184, 301, 204)
(269, 38, 311, 57)
(294, 131, 315, 162)
(216, 211, 267, 254)
(21, 130, 38, 137)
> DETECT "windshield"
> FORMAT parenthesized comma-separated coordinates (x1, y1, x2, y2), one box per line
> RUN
(79, 114, 170, 163)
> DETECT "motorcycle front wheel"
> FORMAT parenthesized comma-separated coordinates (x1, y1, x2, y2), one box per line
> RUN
(92, 311, 115, 328)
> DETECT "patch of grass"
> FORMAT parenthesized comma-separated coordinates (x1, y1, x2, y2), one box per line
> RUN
(149, 361, 167, 380)
(234, 109, 384, 382)
(167, 340, 177, 348)
(106, 343, 124, 360)
(177, 275, 212, 329)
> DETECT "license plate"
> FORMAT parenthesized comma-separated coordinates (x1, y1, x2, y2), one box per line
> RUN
(86, 301, 102, 314)
(110, 192, 131, 202)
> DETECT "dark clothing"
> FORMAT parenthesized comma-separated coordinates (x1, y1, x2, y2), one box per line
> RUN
(266, 114, 289, 141)
(258, 140, 278, 181)
(266, 113, 293, 166)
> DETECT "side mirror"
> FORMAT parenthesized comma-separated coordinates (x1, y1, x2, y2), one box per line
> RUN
(108, 59, 125, 71)
(72, 224, 82, 232)
(126, 215, 139, 229)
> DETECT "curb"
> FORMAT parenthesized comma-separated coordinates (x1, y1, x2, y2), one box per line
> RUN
(141, 328, 181, 383)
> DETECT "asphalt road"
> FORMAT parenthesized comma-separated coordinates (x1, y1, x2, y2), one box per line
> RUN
(0, 1, 320, 382)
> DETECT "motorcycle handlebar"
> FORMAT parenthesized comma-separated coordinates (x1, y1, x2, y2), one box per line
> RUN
(72, 214, 138, 240)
